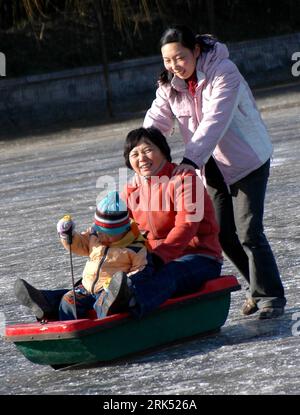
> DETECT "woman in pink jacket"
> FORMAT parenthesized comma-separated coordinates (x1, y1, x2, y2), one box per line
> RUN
(143, 25, 285, 319)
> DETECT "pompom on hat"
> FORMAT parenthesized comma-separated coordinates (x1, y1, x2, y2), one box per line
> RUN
(94, 191, 131, 235)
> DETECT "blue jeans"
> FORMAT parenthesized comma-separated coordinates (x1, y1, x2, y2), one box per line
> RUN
(58, 285, 106, 320)
(129, 254, 222, 318)
(41, 285, 104, 321)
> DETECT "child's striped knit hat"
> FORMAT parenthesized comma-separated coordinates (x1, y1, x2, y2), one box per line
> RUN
(94, 191, 131, 235)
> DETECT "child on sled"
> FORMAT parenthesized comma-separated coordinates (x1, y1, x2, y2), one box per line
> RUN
(15, 191, 152, 320)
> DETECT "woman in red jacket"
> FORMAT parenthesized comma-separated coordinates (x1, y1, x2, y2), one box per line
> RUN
(14, 127, 222, 321)
(100, 127, 223, 318)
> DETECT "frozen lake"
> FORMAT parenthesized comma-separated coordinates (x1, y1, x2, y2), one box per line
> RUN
(0, 83, 299, 395)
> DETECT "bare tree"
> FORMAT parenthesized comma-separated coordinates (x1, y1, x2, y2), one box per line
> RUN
(6, 0, 161, 117)
(206, 0, 215, 34)
(92, 0, 113, 117)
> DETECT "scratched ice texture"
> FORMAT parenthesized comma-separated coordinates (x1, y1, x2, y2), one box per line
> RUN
(0, 84, 299, 395)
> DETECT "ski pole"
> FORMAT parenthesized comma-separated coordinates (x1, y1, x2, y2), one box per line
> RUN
(64, 215, 78, 320)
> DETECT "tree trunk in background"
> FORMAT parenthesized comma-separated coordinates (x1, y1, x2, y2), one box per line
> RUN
(93, 0, 114, 118)
(206, 0, 215, 35)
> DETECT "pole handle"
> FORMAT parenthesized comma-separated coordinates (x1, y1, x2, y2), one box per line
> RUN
(62, 214, 73, 246)
(66, 230, 73, 246)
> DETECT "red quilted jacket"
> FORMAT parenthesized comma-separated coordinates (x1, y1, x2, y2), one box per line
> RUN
(124, 161, 223, 264)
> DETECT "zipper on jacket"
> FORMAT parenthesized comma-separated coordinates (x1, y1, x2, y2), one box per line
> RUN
(91, 245, 109, 294)
(194, 83, 206, 123)
(145, 178, 158, 238)
(194, 96, 200, 123)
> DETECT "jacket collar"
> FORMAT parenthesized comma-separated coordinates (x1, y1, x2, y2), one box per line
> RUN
(169, 42, 229, 92)
(132, 161, 177, 186)
(144, 160, 175, 181)
(197, 42, 229, 76)
(109, 221, 145, 248)
(171, 69, 206, 93)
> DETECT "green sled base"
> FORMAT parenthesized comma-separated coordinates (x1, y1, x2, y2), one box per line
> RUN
(5, 275, 240, 368)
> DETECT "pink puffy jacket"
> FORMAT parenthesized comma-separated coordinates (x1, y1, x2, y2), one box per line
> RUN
(144, 42, 273, 185)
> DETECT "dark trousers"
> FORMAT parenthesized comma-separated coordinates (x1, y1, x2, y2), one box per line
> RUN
(205, 157, 286, 309)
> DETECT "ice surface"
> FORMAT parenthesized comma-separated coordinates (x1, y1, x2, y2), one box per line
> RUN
(0, 85, 299, 395)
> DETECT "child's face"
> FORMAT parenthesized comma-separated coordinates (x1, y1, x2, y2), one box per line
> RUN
(96, 231, 126, 245)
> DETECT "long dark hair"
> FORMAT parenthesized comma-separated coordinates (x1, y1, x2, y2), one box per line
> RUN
(159, 25, 217, 85)
(124, 127, 172, 170)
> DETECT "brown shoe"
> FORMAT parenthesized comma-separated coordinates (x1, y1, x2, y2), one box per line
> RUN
(100, 272, 132, 317)
(259, 307, 284, 320)
(241, 298, 258, 316)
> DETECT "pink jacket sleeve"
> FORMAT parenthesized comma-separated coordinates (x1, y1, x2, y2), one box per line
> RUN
(143, 86, 175, 136)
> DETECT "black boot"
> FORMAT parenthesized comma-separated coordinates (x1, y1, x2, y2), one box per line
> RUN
(101, 272, 132, 317)
(14, 278, 53, 320)
(259, 307, 284, 319)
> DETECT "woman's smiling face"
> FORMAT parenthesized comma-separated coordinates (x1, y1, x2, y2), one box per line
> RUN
(161, 42, 200, 80)
(128, 138, 166, 177)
